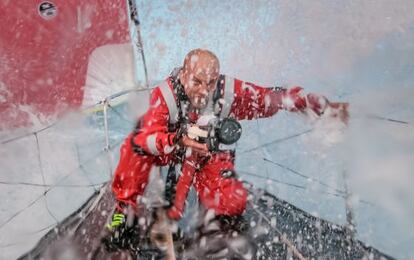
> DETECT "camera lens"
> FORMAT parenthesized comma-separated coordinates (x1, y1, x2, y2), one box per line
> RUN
(218, 118, 242, 145)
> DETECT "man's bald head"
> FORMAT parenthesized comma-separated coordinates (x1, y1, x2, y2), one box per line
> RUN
(182, 49, 220, 73)
(179, 49, 220, 109)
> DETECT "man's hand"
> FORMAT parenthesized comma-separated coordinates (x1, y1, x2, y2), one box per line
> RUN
(306, 93, 329, 116)
(325, 102, 350, 124)
(179, 135, 209, 156)
(280, 87, 349, 124)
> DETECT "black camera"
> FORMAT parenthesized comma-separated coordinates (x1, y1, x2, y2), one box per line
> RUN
(187, 117, 242, 152)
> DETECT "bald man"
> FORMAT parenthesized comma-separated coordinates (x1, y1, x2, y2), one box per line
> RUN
(109, 49, 348, 232)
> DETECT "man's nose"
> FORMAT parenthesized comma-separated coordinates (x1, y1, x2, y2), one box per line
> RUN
(195, 82, 208, 95)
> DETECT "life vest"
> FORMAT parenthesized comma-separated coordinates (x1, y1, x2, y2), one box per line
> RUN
(130, 68, 237, 156)
(158, 68, 236, 129)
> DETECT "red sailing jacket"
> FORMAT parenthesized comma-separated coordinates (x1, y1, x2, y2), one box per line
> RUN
(132, 76, 289, 156)
(114, 74, 339, 218)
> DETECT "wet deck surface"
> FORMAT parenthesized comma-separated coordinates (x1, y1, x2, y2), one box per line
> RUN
(19, 182, 393, 260)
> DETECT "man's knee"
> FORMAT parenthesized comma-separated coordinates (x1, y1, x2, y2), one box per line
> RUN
(112, 143, 156, 204)
(218, 179, 248, 215)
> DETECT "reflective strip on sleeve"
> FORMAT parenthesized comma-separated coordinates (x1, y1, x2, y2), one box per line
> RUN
(221, 76, 235, 117)
(158, 81, 178, 124)
(146, 134, 159, 155)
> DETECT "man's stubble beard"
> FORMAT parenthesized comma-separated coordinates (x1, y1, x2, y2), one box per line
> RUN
(192, 96, 208, 110)
(190, 91, 213, 112)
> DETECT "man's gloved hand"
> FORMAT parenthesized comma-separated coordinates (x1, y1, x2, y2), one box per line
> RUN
(305, 93, 329, 116)
(324, 102, 350, 124)
(179, 135, 209, 156)
(281, 86, 349, 124)
(173, 123, 209, 156)
(306, 93, 349, 124)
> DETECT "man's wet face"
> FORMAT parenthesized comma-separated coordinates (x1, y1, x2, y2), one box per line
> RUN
(180, 53, 219, 109)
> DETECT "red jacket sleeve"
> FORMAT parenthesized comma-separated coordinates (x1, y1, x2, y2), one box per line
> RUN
(229, 78, 283, 120)
(227, 77, 331, 120)
(132, 85, 176, 156)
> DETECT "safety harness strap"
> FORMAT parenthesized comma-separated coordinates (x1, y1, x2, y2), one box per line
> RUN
(159, 81, 179, 125)
(220, 75, 235, 118)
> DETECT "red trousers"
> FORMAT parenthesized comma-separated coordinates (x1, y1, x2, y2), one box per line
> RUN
(112, 134, 248, 216)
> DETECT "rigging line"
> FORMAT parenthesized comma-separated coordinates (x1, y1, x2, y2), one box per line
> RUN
(0, 139, 124, 231)
(240, 170, 376, 207)
(75, 143, 98, 192)
(34, 133, 59, 224)
(0, 191, 48, 230)
(1, 121, 59, 145)
(0, 169, 95, 230)
(263, 157, 346, 194)
(252, 112, 346, 222)
(107, 86, 155, 99)
(0, 181, 50, 187)
(250, 195, 375, 260)
(0, 223, 57, 248)
(239, 113, 412, 156)
(0, 180, 106, 188)
(246, 181, 352, 235)
(366, 114, 411, 125)
(239, 129, 313, 154)
(82, 87, 155, 111)
(102, 99, 113, 178)
(20, 223, 57, 236)
(239, 170, 307, 190)
(0, 87, 154, 145)
(245, 181, 318, 222)
(108, 104, 135, 124)
(0, 84, 156, 146)
(0, 168, 81, 230)
(240, 170, 345, 199)
(254, 119, 271, 184)
(0, 238, 39, 249)
(250, 185, 374, 260)
(128, 0, 150, 89)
